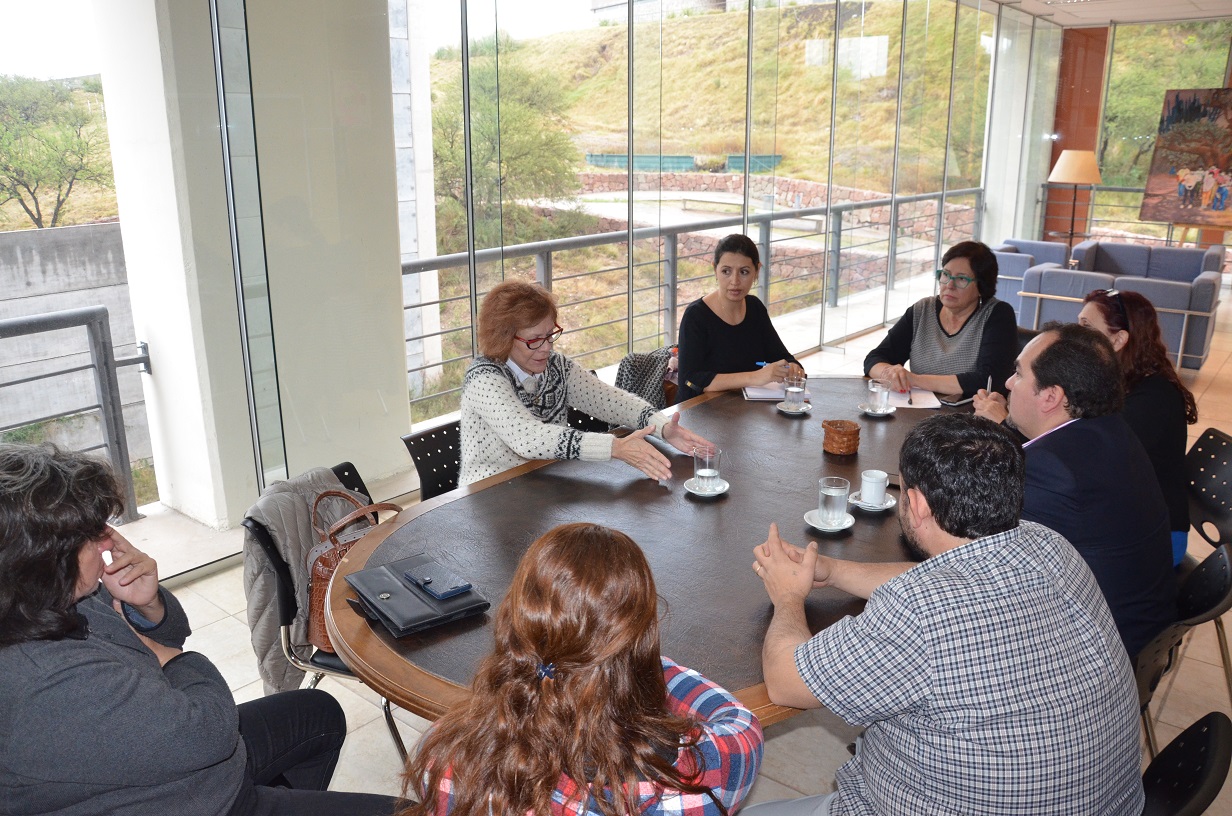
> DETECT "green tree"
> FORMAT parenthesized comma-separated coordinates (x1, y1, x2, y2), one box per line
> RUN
(432, 54, 581, 253)
(0, 75, 113, 228)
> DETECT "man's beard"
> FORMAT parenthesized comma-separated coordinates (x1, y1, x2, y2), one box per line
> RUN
(897, 497, 930, 562)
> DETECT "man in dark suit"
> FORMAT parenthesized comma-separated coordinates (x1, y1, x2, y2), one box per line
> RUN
(1006, 323, 1176, 658)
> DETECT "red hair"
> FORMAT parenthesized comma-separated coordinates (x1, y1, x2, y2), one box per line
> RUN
(400, 524, 718, 816)
(1082, 289, 1197, 423)
(477, 280, 558, 362)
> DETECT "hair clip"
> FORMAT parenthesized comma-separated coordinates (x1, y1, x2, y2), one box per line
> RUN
(536, 662, 556, 681)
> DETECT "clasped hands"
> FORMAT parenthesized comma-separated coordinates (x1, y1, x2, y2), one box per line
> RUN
(751, 523, 832, 607)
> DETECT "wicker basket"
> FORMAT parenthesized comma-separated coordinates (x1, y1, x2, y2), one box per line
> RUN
(822, 419, 860, 455)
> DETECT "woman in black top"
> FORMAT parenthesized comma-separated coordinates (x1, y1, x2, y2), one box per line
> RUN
(1079, 289, 1198, 566)
(676, 234, 802, 402)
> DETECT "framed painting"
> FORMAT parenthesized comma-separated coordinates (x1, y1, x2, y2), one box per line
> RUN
(1139, 87, 1232, 228)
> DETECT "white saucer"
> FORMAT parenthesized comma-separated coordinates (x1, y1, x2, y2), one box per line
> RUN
(804, 510, 855, 532)
(776, 401, 813, 415)
(858, 403, 896, 417)
(685, 477, 730, 497)
(849, 491, 896, 512)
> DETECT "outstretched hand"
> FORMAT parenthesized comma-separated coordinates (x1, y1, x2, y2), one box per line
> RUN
(661, 413, 712, 455)
(611, 425, 673, 481)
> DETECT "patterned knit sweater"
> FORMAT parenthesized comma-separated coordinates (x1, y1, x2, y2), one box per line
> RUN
(459, 353, 669, 486)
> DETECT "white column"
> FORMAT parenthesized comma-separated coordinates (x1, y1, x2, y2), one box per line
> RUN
(96, 0, 258, 528)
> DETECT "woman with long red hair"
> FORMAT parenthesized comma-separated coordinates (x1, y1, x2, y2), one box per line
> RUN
(1079, 289, 1198, 566)
(399, 523, 763, 816)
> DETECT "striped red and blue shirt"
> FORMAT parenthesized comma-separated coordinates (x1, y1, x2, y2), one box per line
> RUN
(425, 657, 763, 816)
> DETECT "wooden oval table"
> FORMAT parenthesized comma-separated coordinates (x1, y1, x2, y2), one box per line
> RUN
(327, 378, 954, 728)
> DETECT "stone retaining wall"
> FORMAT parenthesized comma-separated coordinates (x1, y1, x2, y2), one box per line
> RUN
(579, 171, 977, 240)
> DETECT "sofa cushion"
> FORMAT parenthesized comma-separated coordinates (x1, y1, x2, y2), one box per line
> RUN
(992, 250, 1033, 315)
(1147, 246, 1209, 283)
(1089, 242, 1150, 277)
(1018, 267, 1115, 329)
(997, 239, 1069, 268)
(1116, 276, 1211, 369)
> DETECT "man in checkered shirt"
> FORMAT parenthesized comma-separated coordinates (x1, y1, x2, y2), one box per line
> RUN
(748, 413, 1143, 815)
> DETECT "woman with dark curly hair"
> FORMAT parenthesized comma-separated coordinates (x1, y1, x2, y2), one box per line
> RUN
(400, 523, 763, 816)
(1079, 289, 1198, 566)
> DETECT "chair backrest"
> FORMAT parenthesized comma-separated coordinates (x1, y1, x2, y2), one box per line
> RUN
(242, 516, 299, 627)
(1187, 427, 1232, 548)
(402, 420, 461, 500)
(243, 461, 371, 629)
(567, 407, 611, 433)
(1015, 326, 1039, 354)
(1142, 711, 1232, 816)
(1177, 545, 1232, 625)
(1134, 621, 1192, 709)
(615, 347, 672, 409)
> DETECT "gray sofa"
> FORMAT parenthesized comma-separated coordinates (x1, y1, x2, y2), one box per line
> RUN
(992, 239, 1072, 315)
(1018, 239, 1225, 370)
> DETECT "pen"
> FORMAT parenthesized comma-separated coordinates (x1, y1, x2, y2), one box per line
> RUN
(986, 375, 992, 393)
(755, 361, 767, 367)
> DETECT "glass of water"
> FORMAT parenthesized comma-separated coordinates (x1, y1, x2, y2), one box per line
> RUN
(818, 476, 850, 526)
(693, 446, 722, 492)
(868, 379, 891, 413)
(784, 373, 807, 410)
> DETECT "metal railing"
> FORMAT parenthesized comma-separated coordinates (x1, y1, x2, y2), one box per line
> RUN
(0, 306, 150, 523)
(1040, 183, 1219, 247)
(399, 187, 983, 414)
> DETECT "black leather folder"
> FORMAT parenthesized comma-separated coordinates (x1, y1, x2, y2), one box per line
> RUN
(344, 553, 489, 638)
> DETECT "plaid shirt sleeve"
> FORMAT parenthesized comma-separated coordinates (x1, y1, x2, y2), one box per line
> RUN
(660, 657, 764, 814)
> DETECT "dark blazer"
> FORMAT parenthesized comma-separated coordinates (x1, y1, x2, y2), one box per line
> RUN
(1022, 414, 1177, 658)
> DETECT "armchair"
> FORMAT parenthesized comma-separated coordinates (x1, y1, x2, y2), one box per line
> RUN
(1019, 240, 1225, 370)
(992, 239, 1071, 317)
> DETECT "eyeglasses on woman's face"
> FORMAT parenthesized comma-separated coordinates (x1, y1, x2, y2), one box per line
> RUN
(514, 324, 564, 350)
(935, 269, 976, 290)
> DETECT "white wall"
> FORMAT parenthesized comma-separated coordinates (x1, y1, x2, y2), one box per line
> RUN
(246, 0, 411, 483)
(97, 0, 259, 528)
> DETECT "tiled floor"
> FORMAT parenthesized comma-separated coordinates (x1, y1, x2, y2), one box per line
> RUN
(167, 279, 1232, 809)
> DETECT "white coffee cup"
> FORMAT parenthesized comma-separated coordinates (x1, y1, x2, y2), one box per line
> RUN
(861, 469, 888, 507)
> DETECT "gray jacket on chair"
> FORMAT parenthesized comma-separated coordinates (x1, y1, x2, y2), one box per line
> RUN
(242, 467, 368, 695)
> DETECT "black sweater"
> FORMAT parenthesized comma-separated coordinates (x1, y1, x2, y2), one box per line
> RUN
(676, 296, 797, 402)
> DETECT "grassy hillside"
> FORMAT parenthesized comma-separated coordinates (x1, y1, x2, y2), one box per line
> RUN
(431, 2, 992, 191)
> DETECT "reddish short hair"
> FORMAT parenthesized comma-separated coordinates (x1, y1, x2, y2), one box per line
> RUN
(477, 281, 559, 362)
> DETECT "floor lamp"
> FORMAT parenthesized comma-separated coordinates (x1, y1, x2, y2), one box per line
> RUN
(1048, 149, 1103, 248)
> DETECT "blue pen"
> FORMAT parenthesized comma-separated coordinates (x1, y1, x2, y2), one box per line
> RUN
(755, 361, 767, 367)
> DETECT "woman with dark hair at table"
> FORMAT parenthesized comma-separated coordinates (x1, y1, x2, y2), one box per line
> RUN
(460, 280, 710, 485)
(864, 240, 1017, 398)
(676, 233, 803, 403)
(1082, 289, 1198, 566)
(0, 443, 398, 816)
(399, 522, 763, 816)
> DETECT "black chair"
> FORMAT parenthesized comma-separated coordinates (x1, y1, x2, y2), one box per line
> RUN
(1137, 544, 1232, 758)
(1015, 326, 1039, 354)
(567, 407, 611, 433)
(401, 420, 461, 499)
(242, 463, 408, 761)
(1142, 711, 1232, 816)
(1187, 428, 1232, 550)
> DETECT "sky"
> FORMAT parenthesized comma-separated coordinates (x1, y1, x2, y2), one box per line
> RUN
(0, 0, 597, 80)
(0, 1, 100, 80)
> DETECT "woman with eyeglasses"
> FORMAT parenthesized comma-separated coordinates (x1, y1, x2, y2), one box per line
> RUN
(676, 234, 803, 403)
(863, 241, 1017, 399)
(1080, 289, 1198, 566)
(398, 523, 763, 816)
(460, 280, 712, 486)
